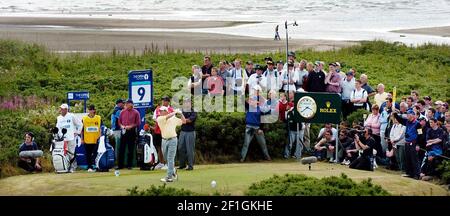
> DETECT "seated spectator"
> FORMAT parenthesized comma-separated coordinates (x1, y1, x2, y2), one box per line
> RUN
(420, 118, 445, 181)
(349, 128, 375, 171)
(317, 123, 338, 141)
(314, 129, 335, 162)
(338, 129, 354, 164)
(18, 132, 42, 173)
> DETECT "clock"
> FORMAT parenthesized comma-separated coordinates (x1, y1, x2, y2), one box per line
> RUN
(297, 96, 317, 119)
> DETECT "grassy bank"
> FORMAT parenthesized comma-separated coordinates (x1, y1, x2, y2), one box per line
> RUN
(1, 161, 448, 196)
(0, 40, 449, 178)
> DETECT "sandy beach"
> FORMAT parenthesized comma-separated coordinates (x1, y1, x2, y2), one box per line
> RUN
(392, 26, 450, 37)
(0, 17, 357, 54)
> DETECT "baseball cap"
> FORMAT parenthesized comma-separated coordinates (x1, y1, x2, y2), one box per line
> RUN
(116, 99, 124, 104)
(288, 51, 296, 57)
(60, 103, 69, 109)
(161, 96, 170, 101)
(346, 71, 354, 76)
(335, 62, 341, 67)
(88, 105, 96, 110)
(276, 60, 284, 65)
(266, 60, 274, 65)
(407, 109, 416, 115)
(126, 99, 134, 104)
(314, 61, 324, 66)
(423, 96, 431, 101)
(434, 100, 444, 105)
(254, 64, 264, 71)
(418, 116, 426, 121)
(264, 56, 273, 61)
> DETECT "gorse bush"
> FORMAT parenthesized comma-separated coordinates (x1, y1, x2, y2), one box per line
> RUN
(0, 39, 449, 177)
(245, 173, 390, 196)
(128, 184, 198, 196)
(437, 160, 450, 184)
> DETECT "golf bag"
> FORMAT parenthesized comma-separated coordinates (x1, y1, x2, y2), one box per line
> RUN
(75, 136, 88, 170)
(50, 127, 74, 173)
(136, 130, 159, 170)
(95, 126, 115, 172)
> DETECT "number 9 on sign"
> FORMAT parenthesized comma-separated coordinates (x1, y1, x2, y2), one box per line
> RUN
(131, 85, 151, 103)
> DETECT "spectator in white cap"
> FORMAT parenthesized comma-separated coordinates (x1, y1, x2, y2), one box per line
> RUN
(56, 103, 83, 172)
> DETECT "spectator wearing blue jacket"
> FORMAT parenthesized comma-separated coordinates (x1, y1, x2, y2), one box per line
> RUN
(240, 87, 271, 162)
(394, 109, 421, 179)
(111, 99, 124, 160)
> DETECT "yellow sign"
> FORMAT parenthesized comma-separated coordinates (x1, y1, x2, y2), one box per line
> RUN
(392, 87, 397, 103)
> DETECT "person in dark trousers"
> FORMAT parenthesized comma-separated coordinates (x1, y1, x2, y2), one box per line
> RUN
(349, 128, 375, 171)
(81, 105, 102, 172)
(118, 99, 141, 169)
(111, 99, 124, 163)
(420, 118, 445, 180)
(306, 61, 326, 92)
(274, 25, 281, 40)
(18, 132, 42, 172)
(240, 86, 272, 162)
(201, 56, 214, 95)
(394, 109, 421, 179)
(178, 98, 197, 170)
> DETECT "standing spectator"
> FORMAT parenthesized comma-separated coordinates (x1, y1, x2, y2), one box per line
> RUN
(277, 92, 288, 122)
(283, 51, 297, 71)
(394, 110, 421, 179)
(389, 116, 406, 171)
(178, 98, 197, 171)
(206, 67, 224, 96)
(411, 90, 419, 104)
(188, 65, 202, 96)
(427, 108, 436, 121)
(306, 61, 326, 92)
(118, 99, 140, 170)
(364, 104, 382, 157)
(325, 63, 341, 93)
(423, 96, 432, 111)
(81, 105, 102, 172)
(406, 96, 414, 110)
(264, 60, 282, 93)
(285, 106, 304, 160)
(281, 61, 296, 92)
(293, 59, 308, 91)
(340, 70, 355, 120)
(245, 60, 255, 78)
(157, 107, 186, 182)
(111, 99, 124, 161)
(218, 61, 230, 95)
(274, 25, 281, 40)
(374, 83, 388, 107)
(359, 74, 375, 108)
(276, 60, 284, 78)
(349, 128, 375, 171)
(416, 116, 429, 163)
(152, 96, 174, 169)
(248, 64, 267, 95)
(201, 56, 213, 95)
(18, 132, 42, 173)
(379, 99, 393, 156)
(229, 59, 248, 95)
(56, 103, 83, 172)
(240, 90, 272, 162)
(420, 118, 445, 180)
(350, 80, 368, 112)
(335, 62, 345, 80)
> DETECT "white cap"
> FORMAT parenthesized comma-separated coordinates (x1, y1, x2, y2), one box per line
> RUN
(253, 85, 262, 91)
(159, 106, 168, 111)
(60, 103, 69, 109)
(434, 100, 444, 105)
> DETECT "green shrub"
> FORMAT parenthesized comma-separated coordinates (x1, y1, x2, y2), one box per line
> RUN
(245, 173, 390, 196)
(128, 184, 198, 196)
(437, 160, 450, 184)
(346, 109, 371, 127)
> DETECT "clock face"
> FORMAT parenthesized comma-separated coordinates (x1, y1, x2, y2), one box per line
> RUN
(297, 96, 317, 119)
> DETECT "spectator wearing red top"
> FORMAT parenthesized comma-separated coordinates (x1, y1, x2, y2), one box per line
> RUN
(118, 99, 141, 169)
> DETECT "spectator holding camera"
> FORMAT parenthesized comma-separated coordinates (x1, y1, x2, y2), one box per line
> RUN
(338, 129, 354, 165)
(18, 132, 42, 173)
(349, 128, 375, 171)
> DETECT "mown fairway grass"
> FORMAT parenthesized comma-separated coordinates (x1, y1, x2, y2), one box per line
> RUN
(0, 160, 448, 196)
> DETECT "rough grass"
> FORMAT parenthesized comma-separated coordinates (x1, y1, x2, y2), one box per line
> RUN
(0, 161, 448, 196)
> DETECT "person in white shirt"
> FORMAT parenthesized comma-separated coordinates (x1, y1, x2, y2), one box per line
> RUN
(187, 65, 202, 96)
(229, 59, 248, 95)
(248, 64, 267, 96)
(293, 60, 308, 91)
(317, 123, 338, 141)
(388, 116, 406, 171)
(56, 103, 83, 172)
(374, 83, 388, 107)
(263, 61, 281, 93)
(341, 71, 356, 120)
(350, 79, 368, 112)
(281, 61, 296, 92)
